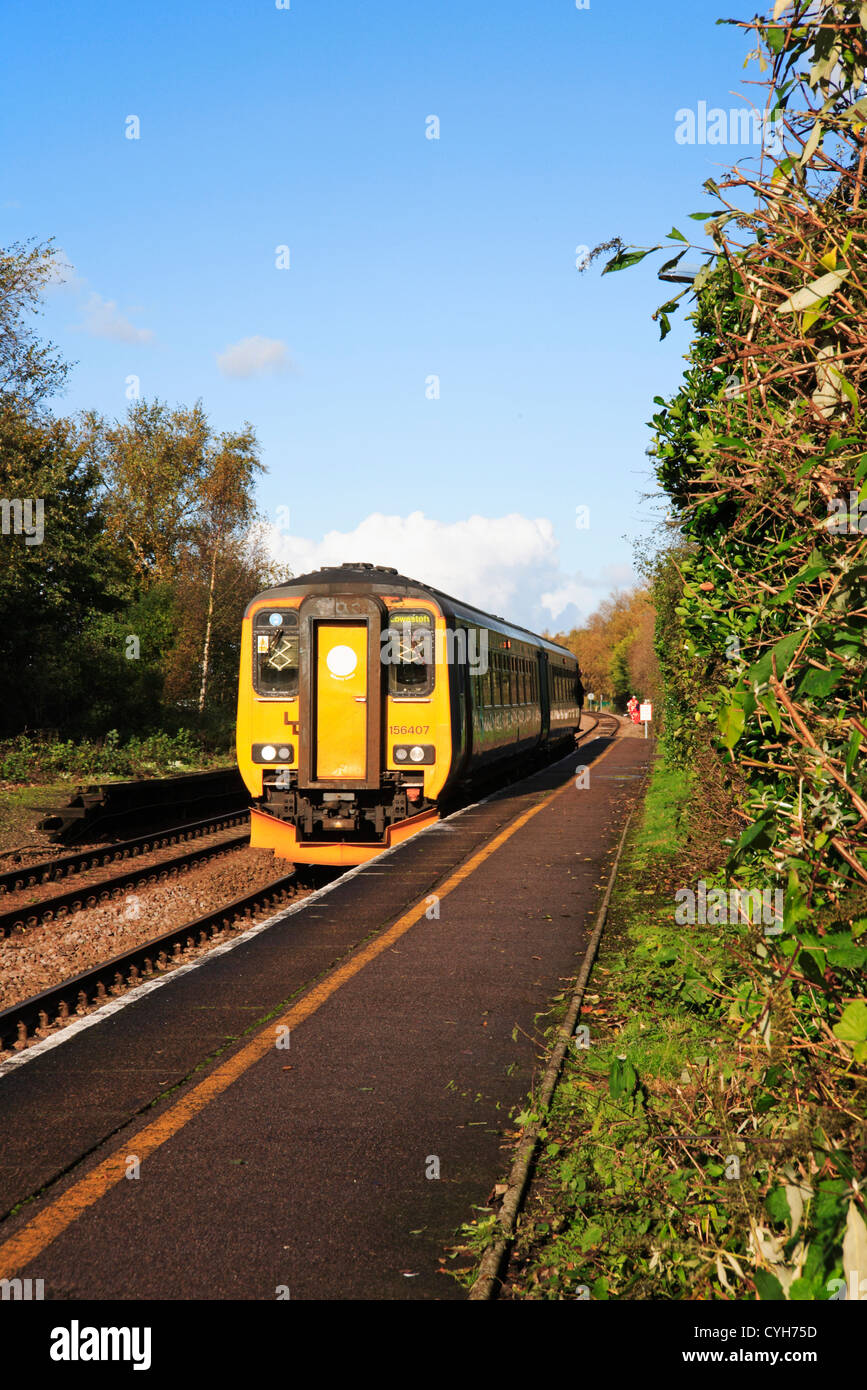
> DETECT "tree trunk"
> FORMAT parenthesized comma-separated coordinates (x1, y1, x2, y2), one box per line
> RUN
(197, 543, 219, 713)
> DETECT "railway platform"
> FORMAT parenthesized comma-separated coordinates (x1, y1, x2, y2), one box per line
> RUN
(0, 718, 652, 1300)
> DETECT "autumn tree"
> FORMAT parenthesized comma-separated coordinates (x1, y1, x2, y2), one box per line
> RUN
(98, 399, 268, 731)
(0, 239, 69, 407)
(549, 587, 659, 708)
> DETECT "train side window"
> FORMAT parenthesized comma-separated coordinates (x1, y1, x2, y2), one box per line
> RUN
(253, 609, 299, 697)
(387, 614, 435, 697)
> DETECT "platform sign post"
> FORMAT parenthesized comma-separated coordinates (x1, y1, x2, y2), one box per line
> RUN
(639, 702, 652, 738)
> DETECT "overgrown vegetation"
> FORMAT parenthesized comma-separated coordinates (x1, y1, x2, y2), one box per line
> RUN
(460, 2, 866, 1300)
(462, 754, 861, 1299)
(0, 729, 219, 784)
(607, 0, 867, 1296)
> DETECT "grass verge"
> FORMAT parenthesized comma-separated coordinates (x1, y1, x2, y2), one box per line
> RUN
(450, 750, 864, 1301)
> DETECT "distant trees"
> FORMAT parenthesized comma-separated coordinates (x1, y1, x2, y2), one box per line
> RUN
(0, 406, 133, 735)
(96, 400, 271, 731)
(549, 588, 658, 710)
(0, 239, 285, 745)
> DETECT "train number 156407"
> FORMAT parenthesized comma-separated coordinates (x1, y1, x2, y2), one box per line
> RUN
(389, 725, 429, 735)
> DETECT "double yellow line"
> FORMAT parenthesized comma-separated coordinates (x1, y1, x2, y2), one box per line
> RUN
(0, 739, 617, 1278)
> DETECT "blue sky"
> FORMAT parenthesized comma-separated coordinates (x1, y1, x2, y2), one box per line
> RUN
(1, 0, 770, 630)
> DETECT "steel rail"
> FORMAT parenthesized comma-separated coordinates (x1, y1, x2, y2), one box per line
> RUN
(0, 871, 299, 1053)
(0, 831, 250, 937)
(0, 811, 249, 896)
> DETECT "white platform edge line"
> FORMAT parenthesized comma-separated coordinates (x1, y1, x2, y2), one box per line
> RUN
(0, 729, 605, 1078)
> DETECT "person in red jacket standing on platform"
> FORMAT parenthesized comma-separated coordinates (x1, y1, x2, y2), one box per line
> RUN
(628, 695, 642, 724)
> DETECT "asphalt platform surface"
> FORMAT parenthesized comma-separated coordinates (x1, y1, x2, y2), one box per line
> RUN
(0, 722, 652, 1299)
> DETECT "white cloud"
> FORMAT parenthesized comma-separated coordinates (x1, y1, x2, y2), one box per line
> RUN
(541, 565, 635, 621)
(261, 510, 627, 630)
(43, 249, 85, 294)
(540, 580, 605, 620)
(217, 335, 293, 379)
(76, 291, 154, 343)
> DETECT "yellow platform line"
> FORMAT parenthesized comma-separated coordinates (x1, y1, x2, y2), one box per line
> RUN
(0, 738, 618, 1278)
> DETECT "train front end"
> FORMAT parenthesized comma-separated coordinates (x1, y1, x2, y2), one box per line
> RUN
(236, 570, 454, 866)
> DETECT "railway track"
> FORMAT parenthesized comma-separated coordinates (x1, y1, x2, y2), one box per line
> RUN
(0, 870, 301, 1054)
(0, 825, 253, 938)
(0, 717, 621, 1058)
(0, 810, 249, 896)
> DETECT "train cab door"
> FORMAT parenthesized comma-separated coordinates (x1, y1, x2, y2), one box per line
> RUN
(298, 594, 385, 789)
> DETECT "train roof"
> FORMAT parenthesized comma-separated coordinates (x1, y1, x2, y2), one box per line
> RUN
(249, 562, 578, 663)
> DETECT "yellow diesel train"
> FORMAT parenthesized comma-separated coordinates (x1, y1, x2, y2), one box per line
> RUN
(236, 563, 583, 866)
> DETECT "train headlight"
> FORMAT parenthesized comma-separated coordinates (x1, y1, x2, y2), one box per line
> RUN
(392, 744, 435, 765)
(252, 743, 295, 765)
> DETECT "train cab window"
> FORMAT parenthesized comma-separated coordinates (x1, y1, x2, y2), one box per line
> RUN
(387, 612, 435, 697)
(253, 609, 299, 697)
